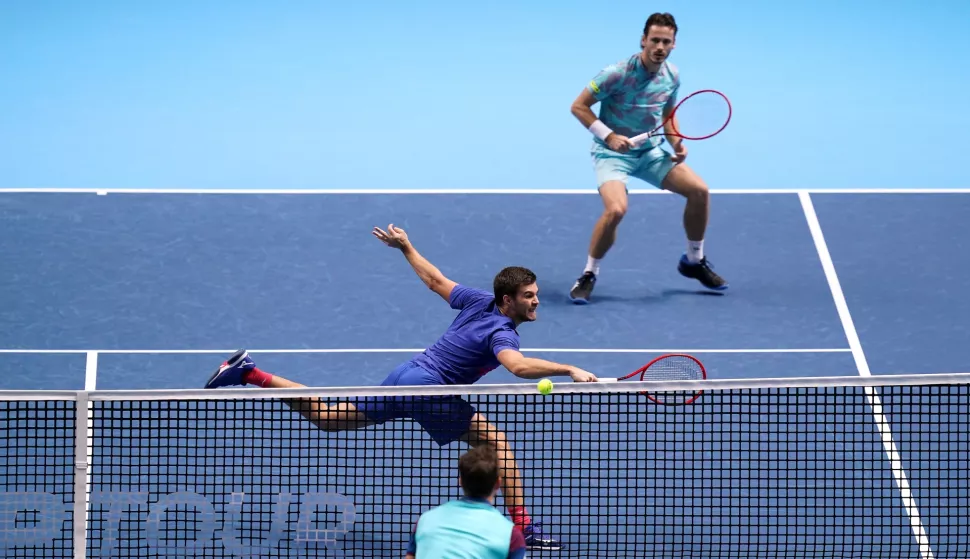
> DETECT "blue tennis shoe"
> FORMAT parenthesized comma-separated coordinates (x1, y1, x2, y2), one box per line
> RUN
(524, 521, 561, 551)
(204, 349, 256, 388)
(677, 254, 728, 291)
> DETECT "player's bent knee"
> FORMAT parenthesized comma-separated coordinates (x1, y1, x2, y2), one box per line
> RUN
(664, 166, 709, 202)
(599, 181, 629, 224)
(603, 203, 627, 224)
(688, 183, 709, 204)
(463, 415, 510, 448)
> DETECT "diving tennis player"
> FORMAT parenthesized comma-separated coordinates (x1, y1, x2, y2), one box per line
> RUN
(205, 223, 600, 551)
(568, 11, 728, 304)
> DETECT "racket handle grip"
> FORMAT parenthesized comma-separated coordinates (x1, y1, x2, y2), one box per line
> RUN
(598, 378, 618, 383)
(628, 133, 649, 148)
(629, 133, 667, 149)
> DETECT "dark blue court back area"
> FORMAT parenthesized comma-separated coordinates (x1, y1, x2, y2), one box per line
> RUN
(1, 191, 969, 390)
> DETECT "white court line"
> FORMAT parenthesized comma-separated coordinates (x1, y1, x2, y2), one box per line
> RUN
(0, 187, 969, 195)
(0, 347, 852, 355)
(84, 352, 98, 390)
(83, 352, 98, 552)
(799, 192, 935, 559)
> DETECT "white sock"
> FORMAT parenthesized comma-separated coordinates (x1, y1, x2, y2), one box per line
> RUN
(687, 240, 704, 263)
(585, 255, 601, 276)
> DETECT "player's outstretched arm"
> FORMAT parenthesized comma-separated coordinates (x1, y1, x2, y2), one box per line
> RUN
(373, 223, 458, 303)
(496, 349, 598, 382)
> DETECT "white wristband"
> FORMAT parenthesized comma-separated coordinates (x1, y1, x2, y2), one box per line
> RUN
(588, 120, 612, 141)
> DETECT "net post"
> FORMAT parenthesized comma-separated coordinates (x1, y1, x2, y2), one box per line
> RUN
(72, 390, 89, 559)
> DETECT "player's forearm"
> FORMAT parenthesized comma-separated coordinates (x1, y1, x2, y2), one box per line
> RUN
(399, 242, 447, 290)
(509, 357, 575, 379)
(570, 103, 600, 129)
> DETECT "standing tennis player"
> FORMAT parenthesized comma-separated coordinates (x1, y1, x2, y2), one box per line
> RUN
(205, 223, 598, 551)
(568, 12, 728, 304)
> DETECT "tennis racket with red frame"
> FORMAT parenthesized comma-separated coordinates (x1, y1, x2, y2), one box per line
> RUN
(601, 354, 707, 405)
(629, 89, 732, 149)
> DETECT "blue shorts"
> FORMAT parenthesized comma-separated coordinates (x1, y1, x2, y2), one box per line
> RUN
(590, 141, 675, 189)
(352, 361, 476, 446)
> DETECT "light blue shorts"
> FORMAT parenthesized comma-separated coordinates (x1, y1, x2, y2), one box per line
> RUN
(590, 141, 676, 189)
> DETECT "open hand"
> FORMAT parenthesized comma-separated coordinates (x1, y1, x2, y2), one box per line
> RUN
(372, 224, 410, 250)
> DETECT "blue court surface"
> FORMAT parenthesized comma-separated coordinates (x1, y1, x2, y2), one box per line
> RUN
(1, 189, 968, 558)
(2, 189, 969, 388)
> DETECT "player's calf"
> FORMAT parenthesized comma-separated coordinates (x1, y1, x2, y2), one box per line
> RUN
(662, 164, 709, 239)
(571, 182, 628, 304)
(461, 416, 562, 550)
(205, 349, 376, 430)
(661, 165, 728, 290)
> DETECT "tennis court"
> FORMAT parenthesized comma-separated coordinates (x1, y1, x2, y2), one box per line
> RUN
(1, 188, 968, 558)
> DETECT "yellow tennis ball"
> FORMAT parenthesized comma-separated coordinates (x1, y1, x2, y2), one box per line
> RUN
(537, 379, 553, 395)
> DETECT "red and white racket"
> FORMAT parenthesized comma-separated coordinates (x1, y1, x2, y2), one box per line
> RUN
(601, 354, 707, 405)
(629, 89, 732, 149)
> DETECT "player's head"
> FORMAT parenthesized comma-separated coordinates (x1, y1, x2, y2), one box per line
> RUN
(457, 444, 501, 501)
(493, 266, 538, 323)
(641, 12, 677, 66)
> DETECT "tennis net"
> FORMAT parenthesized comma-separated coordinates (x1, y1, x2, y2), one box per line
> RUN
(1, 373, 968, 559)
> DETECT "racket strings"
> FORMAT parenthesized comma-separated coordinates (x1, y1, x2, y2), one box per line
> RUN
(640, 355, 705, 405)
(669, 91, 731, 140)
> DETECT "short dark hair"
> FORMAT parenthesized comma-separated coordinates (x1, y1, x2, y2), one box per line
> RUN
(644, 12, 677, 36)
(459, 445, 500, 499)
(493, 266, 537, 304)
